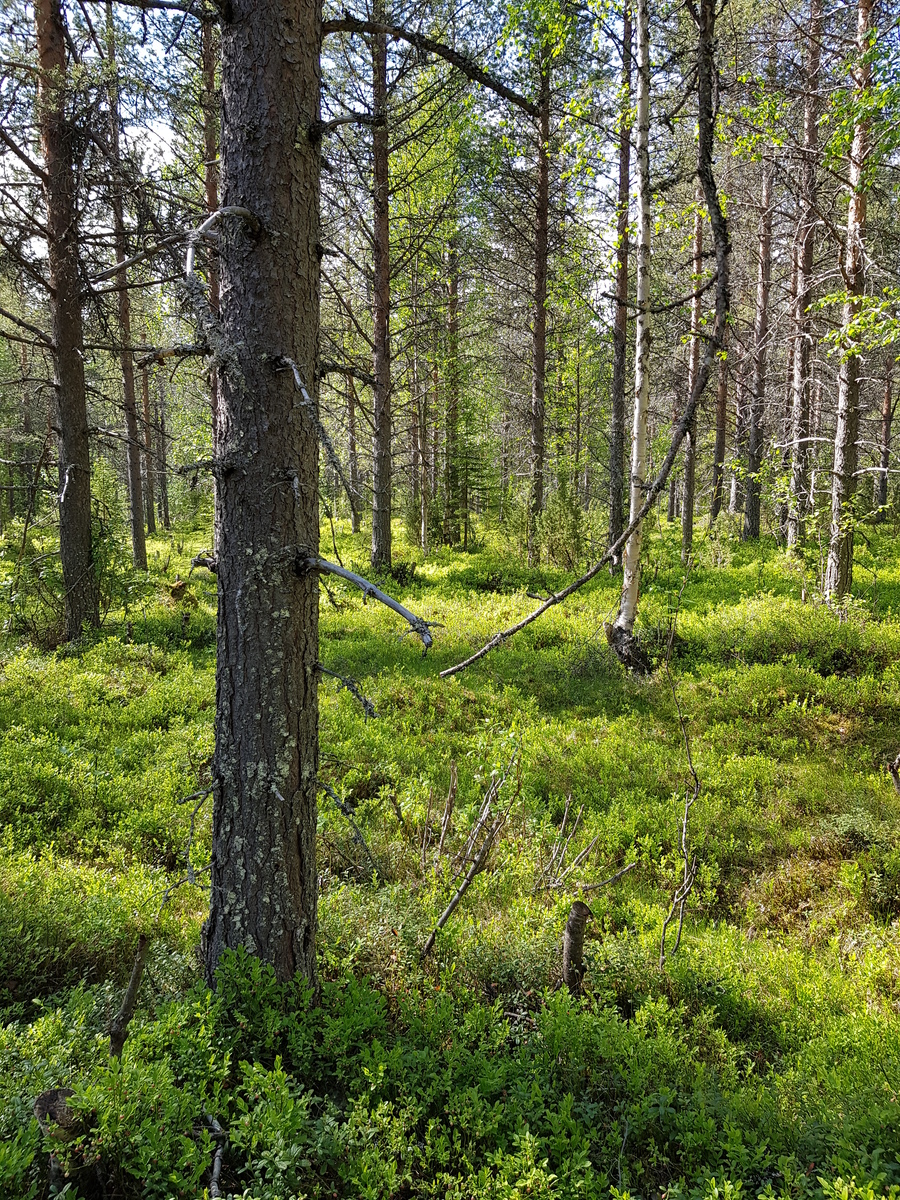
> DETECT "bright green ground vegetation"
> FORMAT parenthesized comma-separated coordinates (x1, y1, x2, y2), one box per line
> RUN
(1, 519, 899, 1199)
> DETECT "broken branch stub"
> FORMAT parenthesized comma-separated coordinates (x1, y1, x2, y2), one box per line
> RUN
(562, 900, 593, 996)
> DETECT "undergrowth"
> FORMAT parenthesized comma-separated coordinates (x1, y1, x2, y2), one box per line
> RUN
(0, 518, 898, 1197)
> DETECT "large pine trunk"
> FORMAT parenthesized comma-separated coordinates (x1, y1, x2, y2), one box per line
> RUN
(824, 0, 872, 600)
(204, 0, 321, 986)
(36, 0, 98, 639)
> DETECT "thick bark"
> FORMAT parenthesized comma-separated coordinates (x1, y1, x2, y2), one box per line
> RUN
(204, 0, 321, 986)
(105, 3, 147, 570)
(824, 0, 872, 600)
(370, 4, 392, 572)
(786, 0, 821, 549)
(608, 5, 632, 556)
(527, 56, 550, 566)
(141, 365, 156, 534)
(614, 0, 650, 636)
(36, 0, 98, 639)
(743, 158, 774, 541)
(682, 196, 703, 563)
(874, 360, 893, 517)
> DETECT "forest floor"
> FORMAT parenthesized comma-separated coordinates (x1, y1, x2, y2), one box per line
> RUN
(1, 516, 899, 1199)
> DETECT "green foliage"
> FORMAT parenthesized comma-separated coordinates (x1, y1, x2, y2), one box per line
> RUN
(1, 522, 900, 1195)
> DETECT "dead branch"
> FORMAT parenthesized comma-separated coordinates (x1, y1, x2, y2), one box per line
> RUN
(300, 555, 436, 651)
(109, 934, 150, 1057)
(277, 356, 358, 523)
(204, 1114, 226, 1198)
(659, 574, 700, 969)
(319, 665, 377, 719)
(434, 761, 457, 867)
(423, 759, 517, 956)
(581, 861, 637, 891)
(319, 781, 382, 882)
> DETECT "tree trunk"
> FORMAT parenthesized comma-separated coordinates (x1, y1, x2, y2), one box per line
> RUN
(141, 366, 156, 534)
(743, 157, 774, 541)
(608, 5, 632, 558)
(614, 0, 650, 636)
(202, 20, 221, 427)
(824, 0, 872, 600)
(710, 352, 728, 521)
(874, 360, 894, 518)
(36, 0, 98, 639)
(443, 238, 460, 545)
(681, 194, 703, 563)
(786, 0, 821, 549)
(370, 4, 392, 572)
(105, 4, 147, 570)
(204, 0, 321, 987)
(729, 357, 747, 514)
(528, 56, 550, 566)
(156, 371, 170, 530)
(348, 376, 360, 533)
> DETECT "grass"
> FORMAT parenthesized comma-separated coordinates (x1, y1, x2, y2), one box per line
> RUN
(0, 515, 899, 1198)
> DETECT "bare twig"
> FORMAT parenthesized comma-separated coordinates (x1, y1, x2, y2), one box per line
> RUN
(109, 934, 150, 1057)
(423, 758, 518, 956)
(203, 1114, 226, 1198)
(319, 666, 377, 719)
(434, 761, 457, 867)
(581, 861, 638, 891)
(319, 781, 382, 882)
(660, 574, 700, 969)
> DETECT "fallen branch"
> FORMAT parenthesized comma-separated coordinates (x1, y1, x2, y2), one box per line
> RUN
(109, 934, 150, 1058)
(423, 759, 517, 957)
(204, 1114, 227, 1198)
(299, 555, 436, 651)
(581, 861, 638, 891)
(319, 781, 382, 882)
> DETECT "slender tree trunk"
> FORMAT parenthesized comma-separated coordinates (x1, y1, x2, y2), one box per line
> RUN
(528, 56, 550, 566)
(370, 4, 392, 571)
(36, 0, 98, 639)
(681, 194, 703, 563)
(786, 2, 821, 548)
(614, 0, 650, 636)
(743, 157, 774, 541)
(824, 0, 872, 600)
(141, 366, 156, 534)
(204, 0, 320, 986)
(874, 360, 894, 518)
(444, 238, 460, 544)
(608, 5, 632, 557)
(348, 376, 360, 533)
(105, 4, 147, 570)
(729, 358, 747, 513)
(202, 20, 221, 427)
(156, 371, 170, 530)
(710, 351, 728, 521)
